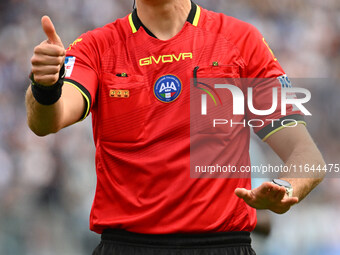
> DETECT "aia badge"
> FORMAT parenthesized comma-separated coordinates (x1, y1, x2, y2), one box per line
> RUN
(154, 75, 182, 103)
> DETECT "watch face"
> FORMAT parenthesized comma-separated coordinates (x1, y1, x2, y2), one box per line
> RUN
(272, 179, 292, 188)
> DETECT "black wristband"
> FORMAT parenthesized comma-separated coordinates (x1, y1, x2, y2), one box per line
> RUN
(30, 64, 65, 105)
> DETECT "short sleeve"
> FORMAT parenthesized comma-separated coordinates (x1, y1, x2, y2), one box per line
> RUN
(240, 24, 284, 79)
(245, 77, 306, 141)
(64, 32, 99, 120)
(237, 24, 306, 140)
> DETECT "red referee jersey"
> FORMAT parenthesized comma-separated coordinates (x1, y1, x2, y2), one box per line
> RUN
(64, 2, 304, 234)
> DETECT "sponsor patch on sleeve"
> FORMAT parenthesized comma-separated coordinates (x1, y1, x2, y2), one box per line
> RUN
(277, 74, 292, 88)
(65, 56, 76, 78)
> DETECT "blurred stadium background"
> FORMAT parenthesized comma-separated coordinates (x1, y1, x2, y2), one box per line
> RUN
(0, 0, 339, 254)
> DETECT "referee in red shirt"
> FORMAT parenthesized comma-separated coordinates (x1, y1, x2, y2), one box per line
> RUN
(26, 0, 325, 254)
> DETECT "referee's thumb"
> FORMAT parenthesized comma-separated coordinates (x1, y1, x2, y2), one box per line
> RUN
(41, 16, 64, 48)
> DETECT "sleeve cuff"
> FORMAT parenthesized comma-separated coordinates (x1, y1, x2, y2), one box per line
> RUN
(64, 78, 92, 121)
(256, 114, 306, 141)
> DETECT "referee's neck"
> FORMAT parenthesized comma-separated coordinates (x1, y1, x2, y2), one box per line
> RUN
(136, 0, 191, 40)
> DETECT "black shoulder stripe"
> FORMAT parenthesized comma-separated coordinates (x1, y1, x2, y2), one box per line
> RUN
(256, 114, 306, 141)
(64, 78, 92, 120)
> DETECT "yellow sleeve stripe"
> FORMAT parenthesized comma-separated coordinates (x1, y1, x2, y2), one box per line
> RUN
(262, 121, 306, 142)
(64, 81, 90, 121)
(193, 5, 201, 27)
(129, 13, 137, 33)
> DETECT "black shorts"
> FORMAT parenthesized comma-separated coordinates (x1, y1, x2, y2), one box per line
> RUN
(92, 229, 256, 255)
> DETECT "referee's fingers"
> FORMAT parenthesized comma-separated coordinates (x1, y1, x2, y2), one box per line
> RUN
(281, 196, 299, 205)
(234, 188, 253, 201)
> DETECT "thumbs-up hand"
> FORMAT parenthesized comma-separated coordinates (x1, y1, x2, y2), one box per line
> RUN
(31, 16, 66, 86)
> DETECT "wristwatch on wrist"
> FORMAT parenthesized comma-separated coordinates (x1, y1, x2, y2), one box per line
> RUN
(272, 179, 293, 197)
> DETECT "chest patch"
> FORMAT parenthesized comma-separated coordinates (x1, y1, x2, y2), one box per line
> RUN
(154, 75, 182, 103)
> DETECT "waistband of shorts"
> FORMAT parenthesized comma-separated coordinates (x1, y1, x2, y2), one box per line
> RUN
(101, 229, 251, 247)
